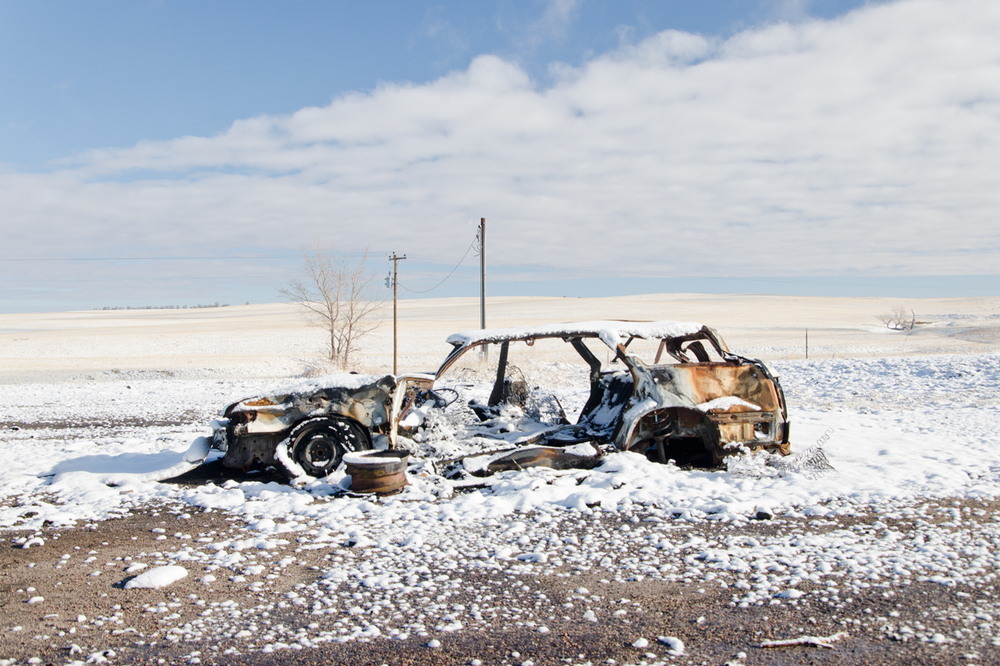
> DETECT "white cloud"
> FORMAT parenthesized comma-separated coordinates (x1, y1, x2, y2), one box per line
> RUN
(3, 0, 1000, 308)
(525, 0, 581, 47)
(764, 0, 814, 24)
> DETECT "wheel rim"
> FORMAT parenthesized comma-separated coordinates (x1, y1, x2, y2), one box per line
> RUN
(301, 435, 339, 471)
(289, 419, 368, 478)
(294, 425, 348, 476)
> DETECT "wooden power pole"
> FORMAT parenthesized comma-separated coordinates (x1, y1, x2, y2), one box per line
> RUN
(389, 252, 406, 373)
(479, 218, 486, 332)
(478, 218, 487, 358)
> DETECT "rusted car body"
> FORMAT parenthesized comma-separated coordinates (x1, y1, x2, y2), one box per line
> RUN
(211, 321, 791, 479)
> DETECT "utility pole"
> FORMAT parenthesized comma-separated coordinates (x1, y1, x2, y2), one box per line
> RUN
(389, 252, 406, 373)
(478, 218, 487, 358)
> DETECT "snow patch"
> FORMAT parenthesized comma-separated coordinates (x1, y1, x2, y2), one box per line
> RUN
(124, 565, 189, 589)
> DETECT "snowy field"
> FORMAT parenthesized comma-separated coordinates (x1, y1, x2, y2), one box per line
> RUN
(1, 295, 999, 664)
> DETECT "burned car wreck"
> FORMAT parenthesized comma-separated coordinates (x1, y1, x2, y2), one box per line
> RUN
(211, 321, 791, 480)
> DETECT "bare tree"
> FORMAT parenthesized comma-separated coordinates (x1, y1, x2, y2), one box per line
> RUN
(282, 248, 382, 368)
(878, 306, 916, 331)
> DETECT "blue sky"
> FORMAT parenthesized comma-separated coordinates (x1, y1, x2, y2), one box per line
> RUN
(2, 0, 999, 312)
(2, 0, 866, 166)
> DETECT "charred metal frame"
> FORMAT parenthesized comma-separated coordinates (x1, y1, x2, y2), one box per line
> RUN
(408, 324, 791, 467)
(212, 321, 792, 477)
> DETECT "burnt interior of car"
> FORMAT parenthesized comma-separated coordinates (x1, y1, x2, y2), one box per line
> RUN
(460, 336, 626, 430)
(441, 335, 654, 447)
(426, 329, 783, 468)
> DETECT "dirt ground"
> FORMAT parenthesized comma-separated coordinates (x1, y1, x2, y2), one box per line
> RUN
(2, 489, 997, 665)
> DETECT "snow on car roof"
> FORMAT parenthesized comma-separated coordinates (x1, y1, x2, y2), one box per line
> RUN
(446, 320, 706, 350)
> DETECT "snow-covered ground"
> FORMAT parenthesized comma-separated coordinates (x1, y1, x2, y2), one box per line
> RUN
(1, 296, 999, 663)
(4, 351, 998, 528)
(3, 294, 999, 383)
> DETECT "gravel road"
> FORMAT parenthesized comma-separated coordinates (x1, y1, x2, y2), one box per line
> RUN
(3, 489, 998, 665)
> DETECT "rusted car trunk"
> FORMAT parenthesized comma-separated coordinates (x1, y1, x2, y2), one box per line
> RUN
(619, 356, 790, 465)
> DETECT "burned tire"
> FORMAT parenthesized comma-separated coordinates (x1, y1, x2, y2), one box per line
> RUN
(282, 417, 371, 479)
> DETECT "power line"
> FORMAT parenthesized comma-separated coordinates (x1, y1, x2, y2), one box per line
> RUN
(0, 256, 297, 264)
(0, 275, 280, 286)
(399, 235, 478, 294)
(0, 251, 373, 263)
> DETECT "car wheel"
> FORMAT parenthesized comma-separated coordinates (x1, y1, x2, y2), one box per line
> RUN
(283, 417, 371, 478)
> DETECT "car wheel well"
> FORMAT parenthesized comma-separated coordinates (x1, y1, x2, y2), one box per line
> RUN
(624, 407, 723, 468)
(279, 416, 372, 479)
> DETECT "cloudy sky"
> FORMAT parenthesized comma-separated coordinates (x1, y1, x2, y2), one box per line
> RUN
(2, 0, 998, 312)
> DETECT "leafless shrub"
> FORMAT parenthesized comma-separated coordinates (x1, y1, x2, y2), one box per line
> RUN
(282, 248, 382, 368)
(878, 306, 916, 331)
